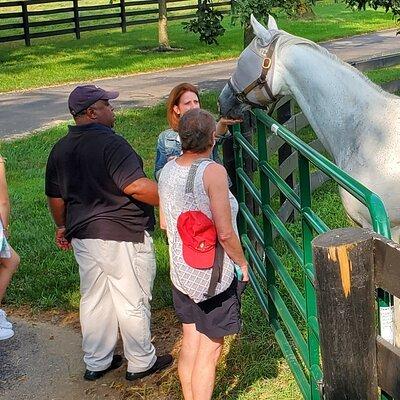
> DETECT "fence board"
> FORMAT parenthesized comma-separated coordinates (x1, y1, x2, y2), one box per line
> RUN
(28, 8, 74, 16)
(29, 17, 74, 28)
(376, 335, 400, 399)
(168, 12, 198, 21)
(0, 34, 25, 42)
(125, 0, 159, 5)
(0, 1, 23, 8)
(0, 12, 23, 19)
(374, 236, 400, 299)
(0, 22, 24, 30)
(79, 22, 121, 32)
(126, 17, 158, 25)
(167, 4, 197, 12)
(29, 27, 75, 38)
(28, 0, 72, 5)
(79, 14, 121, 22)
(125, 9, 158, 17)
(78, 3, 120, 11)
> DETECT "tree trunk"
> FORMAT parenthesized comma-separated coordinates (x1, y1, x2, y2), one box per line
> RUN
(158, 0, 170, 50)
(295, 0, 315, 19)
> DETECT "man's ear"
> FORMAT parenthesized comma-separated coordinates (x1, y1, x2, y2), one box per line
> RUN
(86, 107, 97, 120)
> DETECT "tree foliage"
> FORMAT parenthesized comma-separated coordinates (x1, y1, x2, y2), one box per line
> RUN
(184, 0, 315, 46)
(344, 0, 400, 21)
(183, 0, 225, 45)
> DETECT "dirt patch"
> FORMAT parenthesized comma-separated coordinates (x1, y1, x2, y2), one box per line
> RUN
(1, 307, 183, 400)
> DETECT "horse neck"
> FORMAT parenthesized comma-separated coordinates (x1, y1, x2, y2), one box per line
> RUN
(277, 43, 392, 163)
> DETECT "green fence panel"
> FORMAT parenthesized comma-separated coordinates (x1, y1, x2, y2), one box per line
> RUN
(233, 108, 392, 399)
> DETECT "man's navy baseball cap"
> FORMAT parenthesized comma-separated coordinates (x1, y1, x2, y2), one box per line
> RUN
(68, 85, 119, 116)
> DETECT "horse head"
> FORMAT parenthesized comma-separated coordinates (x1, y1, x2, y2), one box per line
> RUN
(218, 15, 287, 119)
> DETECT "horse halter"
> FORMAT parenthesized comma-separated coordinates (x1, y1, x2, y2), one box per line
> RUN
(228, 35, 280, 110)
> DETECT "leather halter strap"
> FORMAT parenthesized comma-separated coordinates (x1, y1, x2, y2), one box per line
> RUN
(229, 35, 280, 107)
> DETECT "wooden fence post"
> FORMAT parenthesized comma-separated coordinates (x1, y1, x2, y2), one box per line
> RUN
(72, 0, 80, 39)
(312, 227, 378, 400)
(21, 1, 30, 46)
(120, 0, 126, 33)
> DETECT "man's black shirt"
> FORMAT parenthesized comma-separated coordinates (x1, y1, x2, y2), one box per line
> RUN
(45, 123, 155, 243)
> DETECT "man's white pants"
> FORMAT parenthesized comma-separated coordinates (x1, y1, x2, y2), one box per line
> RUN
(71, 232, 157, 373)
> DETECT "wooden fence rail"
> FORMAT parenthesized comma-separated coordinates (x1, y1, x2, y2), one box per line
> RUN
(0, 0, 231, 45)
(312, 227, 400, 399)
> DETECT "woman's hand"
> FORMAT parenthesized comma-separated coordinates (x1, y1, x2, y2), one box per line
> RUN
(216, 117, 243, 137)
(240, 264, 249, 282)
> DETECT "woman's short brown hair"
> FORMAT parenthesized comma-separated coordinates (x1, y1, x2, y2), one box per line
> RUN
(167, 83, 200, 131)
(178, 109, 216, 153)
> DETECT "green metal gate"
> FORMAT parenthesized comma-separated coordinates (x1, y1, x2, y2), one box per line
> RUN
(233, 108, 392, 399)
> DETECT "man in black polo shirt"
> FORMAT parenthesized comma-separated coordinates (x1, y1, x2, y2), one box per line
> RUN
(45, 85, 172, 382)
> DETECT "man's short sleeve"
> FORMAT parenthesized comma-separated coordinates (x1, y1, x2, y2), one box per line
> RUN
(105, 136, 146, 191)
(45, 147, 62, 198)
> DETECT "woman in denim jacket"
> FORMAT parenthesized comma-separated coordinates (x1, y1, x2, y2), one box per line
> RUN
(154, 83, 241, 181)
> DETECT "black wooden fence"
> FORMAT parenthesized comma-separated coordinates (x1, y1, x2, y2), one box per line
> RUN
(0, 0, 231, 46)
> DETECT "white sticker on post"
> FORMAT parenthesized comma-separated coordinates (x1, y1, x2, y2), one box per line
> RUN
(271, 124, 279, 134)
(380, 306, 394, 344)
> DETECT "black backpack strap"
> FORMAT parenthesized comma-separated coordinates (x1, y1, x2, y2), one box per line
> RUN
(207, 242, 224, 298)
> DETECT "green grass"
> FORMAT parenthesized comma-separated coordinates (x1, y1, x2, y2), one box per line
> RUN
(0, 0, 396, 93)
(366, 64, 400, 83)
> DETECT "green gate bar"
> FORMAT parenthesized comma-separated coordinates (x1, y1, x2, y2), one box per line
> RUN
(232, 108, 392, 399)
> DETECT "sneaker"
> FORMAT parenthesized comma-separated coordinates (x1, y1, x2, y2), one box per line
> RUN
(0, 327, 14, 341)
(83, 354, 123, 381)
(126, 354, 173, 381)
(0, 309, 12, 329)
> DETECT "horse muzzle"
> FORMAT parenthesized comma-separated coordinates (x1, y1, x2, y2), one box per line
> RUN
(218, 83, 250, 119)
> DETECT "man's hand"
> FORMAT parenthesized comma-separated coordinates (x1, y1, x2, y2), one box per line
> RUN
(55, 226, 71, 251)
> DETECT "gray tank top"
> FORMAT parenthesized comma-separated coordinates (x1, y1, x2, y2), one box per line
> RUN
(158, 159, 237, 303)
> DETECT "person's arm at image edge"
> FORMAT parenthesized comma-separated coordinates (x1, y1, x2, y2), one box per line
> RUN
(0, 159, 10, 231)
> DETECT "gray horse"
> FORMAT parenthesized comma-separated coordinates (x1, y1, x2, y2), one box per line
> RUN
(219, 15, 400, 242)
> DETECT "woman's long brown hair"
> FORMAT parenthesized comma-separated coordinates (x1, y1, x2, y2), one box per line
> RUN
(166, 83, 200, 131)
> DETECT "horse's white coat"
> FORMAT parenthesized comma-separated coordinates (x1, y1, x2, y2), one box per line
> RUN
(231, 16, 400, 239)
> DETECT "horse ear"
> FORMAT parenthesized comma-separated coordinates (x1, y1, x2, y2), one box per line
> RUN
(267, 15, 278, 30)
(250, 14, 271, 43)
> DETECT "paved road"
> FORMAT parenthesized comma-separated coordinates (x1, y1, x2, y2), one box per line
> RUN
(0, 317, 121, 400)
(1, 29, 399, 138)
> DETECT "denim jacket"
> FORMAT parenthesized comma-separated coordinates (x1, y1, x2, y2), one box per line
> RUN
(154, 128, 229, 181)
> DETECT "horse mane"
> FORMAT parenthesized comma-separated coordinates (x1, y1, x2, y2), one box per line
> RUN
(274, 32, 399, 100)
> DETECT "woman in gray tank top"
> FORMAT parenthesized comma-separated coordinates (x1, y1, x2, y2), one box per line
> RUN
(158, 108, 249, 400)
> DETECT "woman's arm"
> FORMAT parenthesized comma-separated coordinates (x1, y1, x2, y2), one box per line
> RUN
(215, 117, 242, 138)
(0, 158, 10, 231)
(204, 163, 249, 281)
(154, 133, 168, 181)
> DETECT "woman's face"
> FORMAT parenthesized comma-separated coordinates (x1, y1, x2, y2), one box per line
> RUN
(173, 91, 200, 117)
